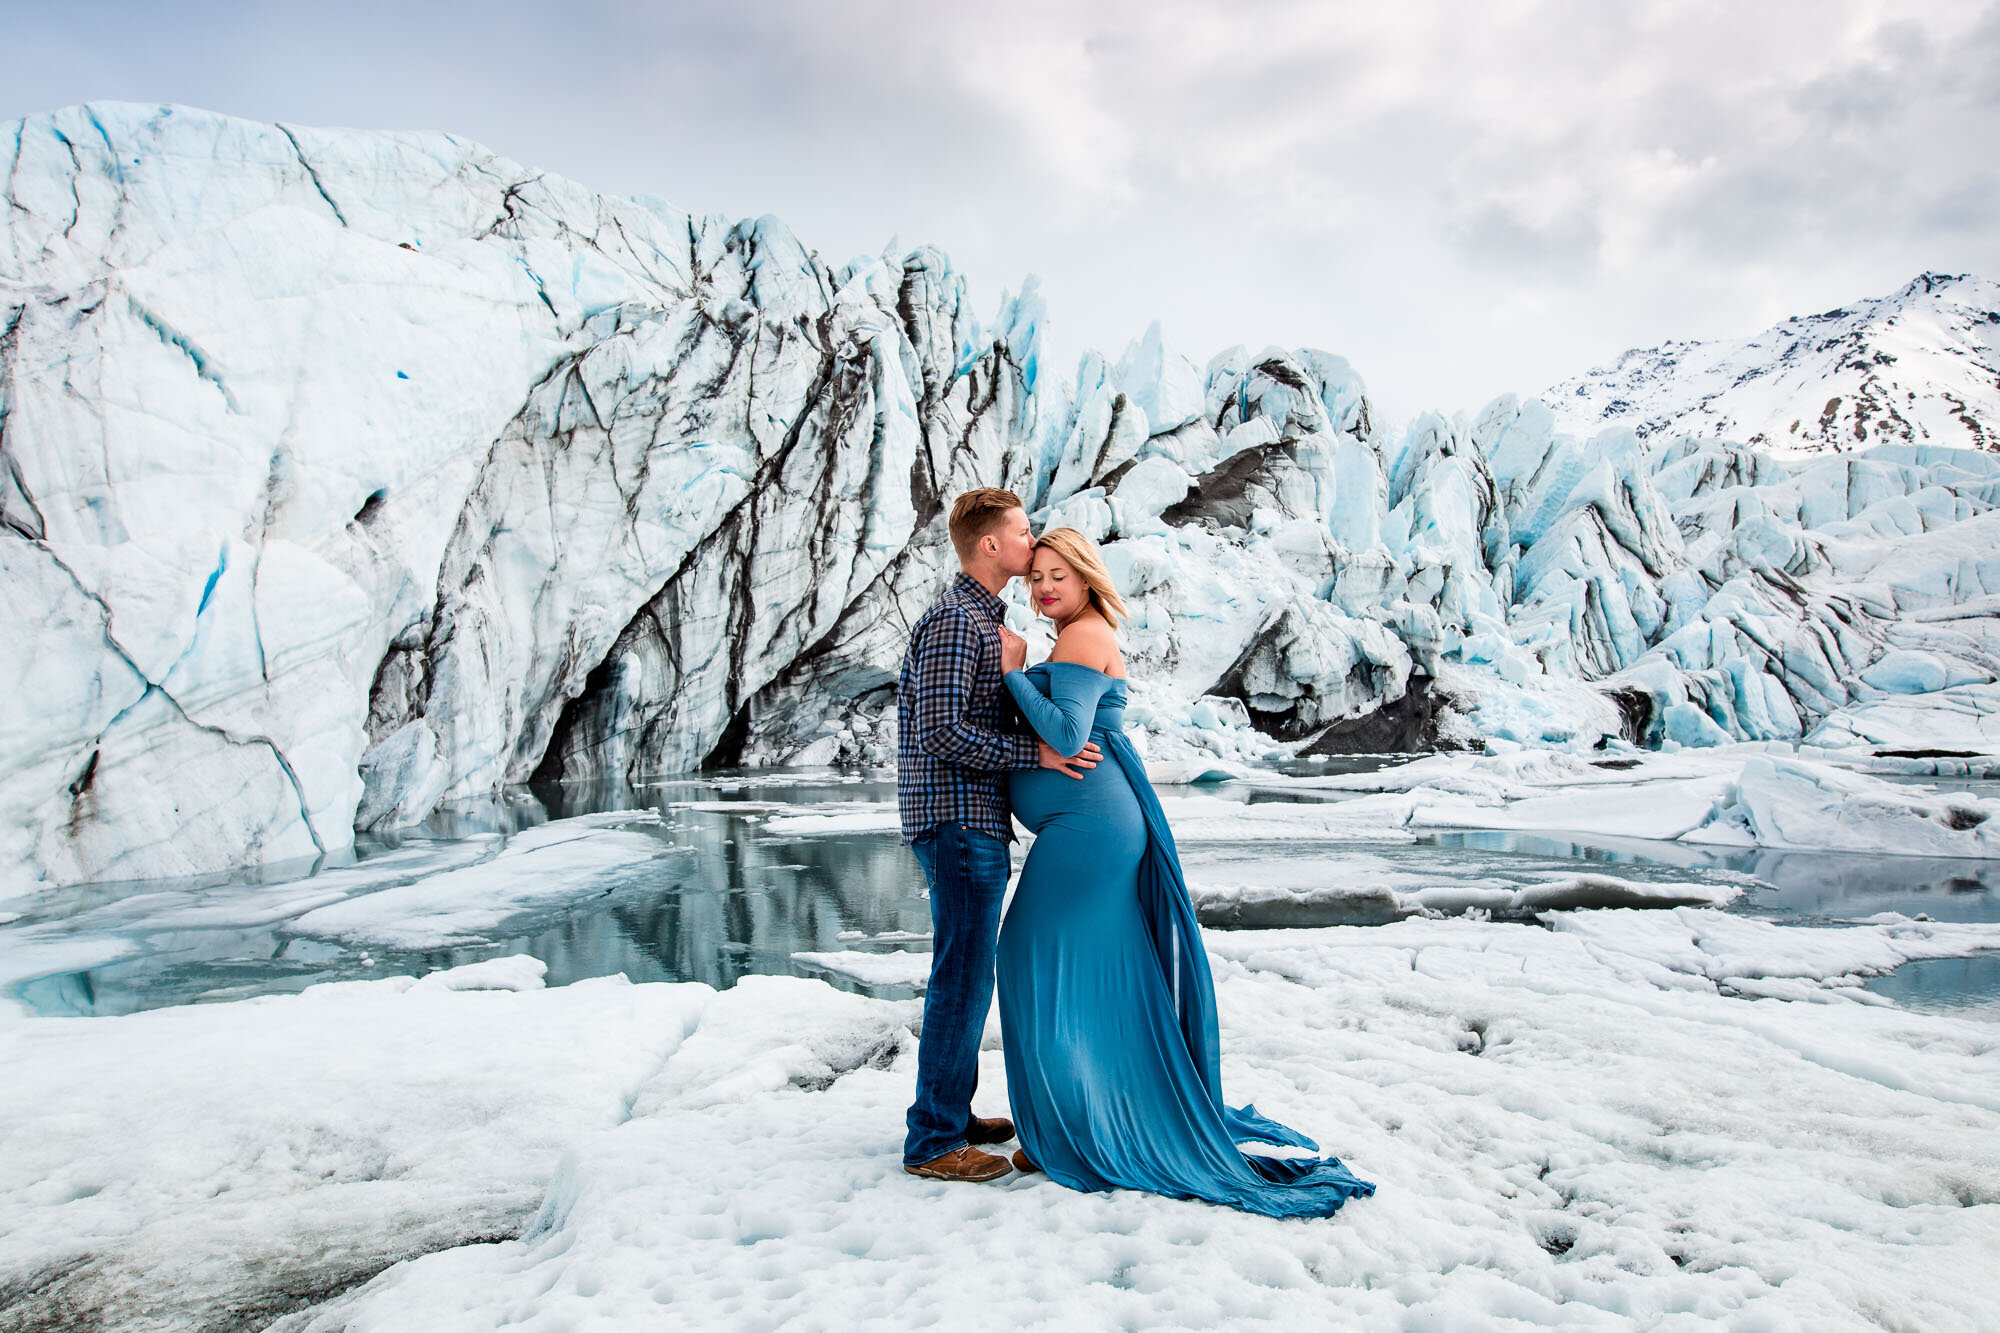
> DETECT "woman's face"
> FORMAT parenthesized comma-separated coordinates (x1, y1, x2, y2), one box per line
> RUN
(1030, 546, 1090, 624)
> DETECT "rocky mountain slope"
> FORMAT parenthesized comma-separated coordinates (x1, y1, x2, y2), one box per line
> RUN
(4, 104, 1997, 889)
(1544, 273, 2000, 455)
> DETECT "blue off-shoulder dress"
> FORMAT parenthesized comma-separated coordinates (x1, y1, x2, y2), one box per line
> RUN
(999, 661, 1374, 1218)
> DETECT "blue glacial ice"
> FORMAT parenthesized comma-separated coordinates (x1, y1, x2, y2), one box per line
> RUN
(3, 101, 1999, 890)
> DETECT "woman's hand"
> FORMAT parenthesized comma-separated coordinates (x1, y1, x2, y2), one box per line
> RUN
(999, 626, 1028, 674)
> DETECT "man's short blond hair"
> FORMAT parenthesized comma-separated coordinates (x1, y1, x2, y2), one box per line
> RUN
(948, 488, 1025, 561)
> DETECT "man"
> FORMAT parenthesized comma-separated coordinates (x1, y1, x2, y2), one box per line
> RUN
(898, 488, 1102, 1182)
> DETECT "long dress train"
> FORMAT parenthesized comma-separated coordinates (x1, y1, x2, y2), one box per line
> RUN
(998, 661, 1374, 1218)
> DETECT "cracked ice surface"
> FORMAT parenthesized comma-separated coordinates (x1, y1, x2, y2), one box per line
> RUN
(6, 916, 1965, 1330)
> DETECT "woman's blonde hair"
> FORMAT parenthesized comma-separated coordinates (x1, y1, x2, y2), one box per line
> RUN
(1034, 527, 1129, 628)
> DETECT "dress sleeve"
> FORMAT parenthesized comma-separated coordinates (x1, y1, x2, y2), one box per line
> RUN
(1004, 666, 1110, 759)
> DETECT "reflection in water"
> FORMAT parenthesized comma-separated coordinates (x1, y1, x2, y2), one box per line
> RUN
(5, 768, 1996, 1019)
(15, 775, 932, 1017)
(1864, 953, 2000, 1021)
(1419, 829, 2000, 924)
(529, 775, 931, 992)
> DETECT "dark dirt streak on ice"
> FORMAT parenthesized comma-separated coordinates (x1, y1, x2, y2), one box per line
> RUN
(0, 1231, 522, 1333)
(275, 125, 349, 229)
(19, 540, 326, 860)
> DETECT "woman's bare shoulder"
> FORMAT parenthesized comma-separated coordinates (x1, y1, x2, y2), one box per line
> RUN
(1048, 615, 1124, 674)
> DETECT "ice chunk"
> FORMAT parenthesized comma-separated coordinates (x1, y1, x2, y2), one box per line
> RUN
(287, 813, 674, 947)
(1507, 874, 1740, 912)
(1112, 456, 1193, 523)
(1112, 321, 1205, 436)
(1663, 701, 1733, 748)
(1860, 649, 1950, 695)
(790, 949, 933, 987)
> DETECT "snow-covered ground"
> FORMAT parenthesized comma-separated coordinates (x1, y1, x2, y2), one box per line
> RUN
(0, 957, 713, 1331)
(282, 918, 2000, 1330)
(4, 770, 1999, 1329)
(6, 912, 1998, 1330)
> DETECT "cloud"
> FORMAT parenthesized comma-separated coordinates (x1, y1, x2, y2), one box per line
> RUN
(1, 0, 1993, 418)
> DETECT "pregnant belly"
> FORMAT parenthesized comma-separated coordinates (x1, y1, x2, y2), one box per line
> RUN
(1008, 757, 1145, 845)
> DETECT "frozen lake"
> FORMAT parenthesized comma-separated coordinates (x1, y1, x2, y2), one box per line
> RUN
(8, 767, 1998, 1023)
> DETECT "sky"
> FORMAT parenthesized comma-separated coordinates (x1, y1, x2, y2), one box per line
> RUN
(3, 0, 1995, 422)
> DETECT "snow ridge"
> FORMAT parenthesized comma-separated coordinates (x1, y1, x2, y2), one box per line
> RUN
(1544, 273, 2000, 455)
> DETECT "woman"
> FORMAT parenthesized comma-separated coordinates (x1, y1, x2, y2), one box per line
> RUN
(996, 527, 1374, 1218)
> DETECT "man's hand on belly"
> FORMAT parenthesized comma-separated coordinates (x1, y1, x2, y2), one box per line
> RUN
(1039, 740, 1102, 779)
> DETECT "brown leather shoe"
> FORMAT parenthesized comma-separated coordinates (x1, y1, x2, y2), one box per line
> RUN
(965, 1115, 1015, 1145)
(904, 1146, 1009, 1183)
(1011, 1149, 1040, 1174)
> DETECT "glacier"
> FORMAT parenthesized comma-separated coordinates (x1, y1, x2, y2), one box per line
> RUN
(3, 102, 1998, 891)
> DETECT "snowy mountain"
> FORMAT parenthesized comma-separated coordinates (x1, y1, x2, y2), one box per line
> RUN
(1545, 273, 2000, 455)
(4, 103, 1999, 890)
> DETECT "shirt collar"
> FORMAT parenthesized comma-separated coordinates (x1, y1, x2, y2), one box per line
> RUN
(953, 571, 1007, 621)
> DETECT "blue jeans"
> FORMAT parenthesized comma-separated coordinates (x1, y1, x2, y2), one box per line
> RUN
(904, 821, 1012, 1165)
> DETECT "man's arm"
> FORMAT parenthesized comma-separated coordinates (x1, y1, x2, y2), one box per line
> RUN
(909, 609, 1041, 772)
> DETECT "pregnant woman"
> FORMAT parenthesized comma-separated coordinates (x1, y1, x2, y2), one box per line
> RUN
(996, 527, 1374, 1218)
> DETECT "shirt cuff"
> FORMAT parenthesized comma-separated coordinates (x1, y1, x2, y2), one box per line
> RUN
(1009, 733, 1041, 770)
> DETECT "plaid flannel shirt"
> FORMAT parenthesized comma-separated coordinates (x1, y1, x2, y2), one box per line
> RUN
(897, 573, 1041, 843)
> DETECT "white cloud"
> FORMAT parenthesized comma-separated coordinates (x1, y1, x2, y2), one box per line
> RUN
(2, 0, 1992, 421)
